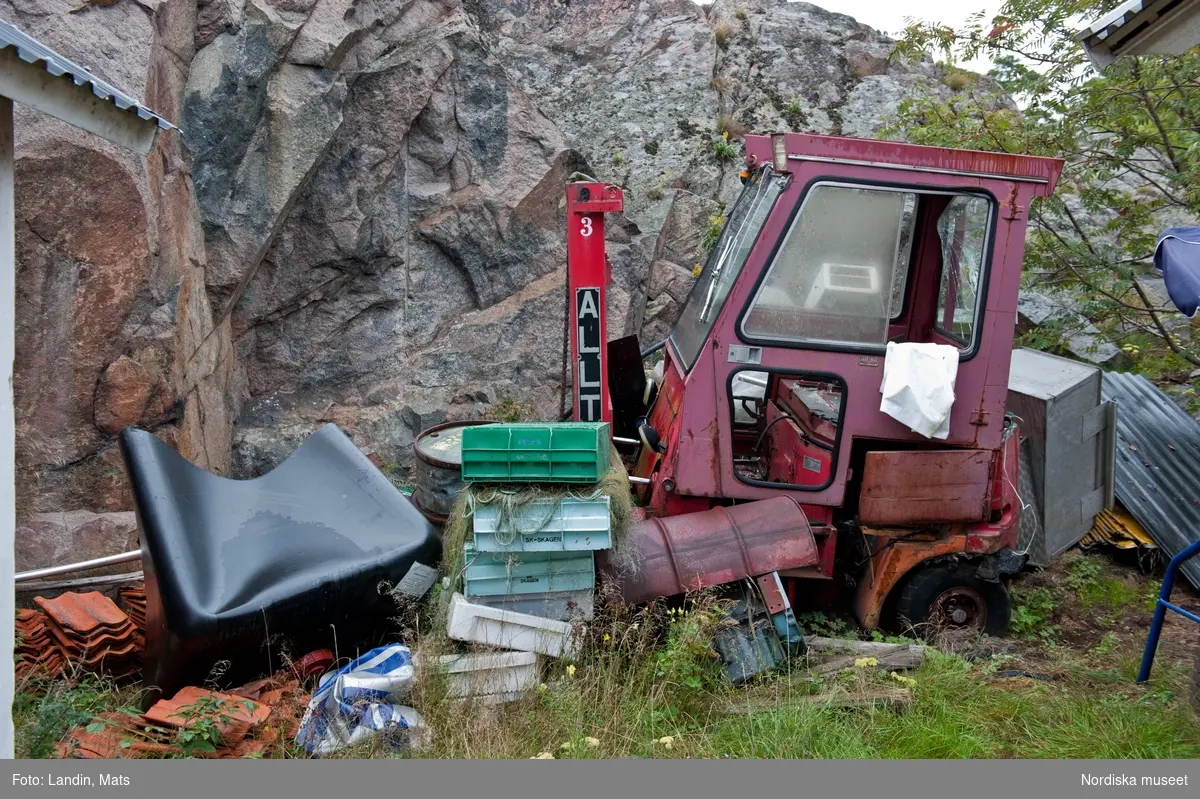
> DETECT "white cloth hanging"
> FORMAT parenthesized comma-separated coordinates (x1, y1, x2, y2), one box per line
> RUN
(879, 341, 959, 439)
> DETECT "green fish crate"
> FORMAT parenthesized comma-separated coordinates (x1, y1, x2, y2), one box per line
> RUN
(462, 544, 596, 596)
(460, 422, 611, 483)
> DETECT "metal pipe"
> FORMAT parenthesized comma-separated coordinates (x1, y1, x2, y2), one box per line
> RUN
(14, 549, 143, 583)
(640, 339, 666, 359)
(628, 476, 650, 484)
(612, 436, 640, 445)
(1137, 537, 1200, 683)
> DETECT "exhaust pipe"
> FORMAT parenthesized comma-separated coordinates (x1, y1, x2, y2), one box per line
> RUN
(15, 549, 143, 583)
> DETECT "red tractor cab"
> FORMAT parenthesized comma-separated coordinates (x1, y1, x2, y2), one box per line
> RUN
(573, 133, 1062, 634)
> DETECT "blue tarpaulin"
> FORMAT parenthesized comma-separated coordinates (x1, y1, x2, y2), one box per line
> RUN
(1153, 227, 1200, 318)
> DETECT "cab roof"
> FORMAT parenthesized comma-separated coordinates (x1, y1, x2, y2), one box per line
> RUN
(746, 133, 1064, 196)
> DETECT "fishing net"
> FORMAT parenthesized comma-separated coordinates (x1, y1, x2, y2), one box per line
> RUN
(440, 446, 636, 591)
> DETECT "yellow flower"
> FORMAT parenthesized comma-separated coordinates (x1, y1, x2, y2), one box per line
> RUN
(585, 737, 600, 748)
(566, 664, 576, 678)
(854, 657, 879, 668)
(603, 633, 611, 643)
(722, 131, 730, 141)
(691, 264, 703, 278)
(890, 671, 917, 687)
(656, 736, 674, 749)
(531, 752, 555, 760)
(538, 683, 548, 692)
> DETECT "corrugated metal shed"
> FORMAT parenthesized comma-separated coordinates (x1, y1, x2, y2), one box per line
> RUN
(1101, 371, 1200, 589)
(1080, 1, 1150, 44)
(1077, 0, 1200, 68)
(0, 20, 174, 130)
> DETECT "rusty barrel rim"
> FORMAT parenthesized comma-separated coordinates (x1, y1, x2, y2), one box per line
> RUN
(413, 420, 495, 469)
(416, 505, 450, 526)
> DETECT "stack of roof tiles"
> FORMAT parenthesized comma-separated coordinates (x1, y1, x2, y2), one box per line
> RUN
(33, 592, 141, 679)
(118, 583, 147, 641)
(14, 609, 63, 679)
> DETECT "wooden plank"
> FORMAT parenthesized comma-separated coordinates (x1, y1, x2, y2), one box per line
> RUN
(806, 649, 924, 677)
(802, 637, 925, 677)
(805, 636, 927, 657)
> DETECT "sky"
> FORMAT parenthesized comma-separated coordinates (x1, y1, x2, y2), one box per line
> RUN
(804, 0, 1005, 73)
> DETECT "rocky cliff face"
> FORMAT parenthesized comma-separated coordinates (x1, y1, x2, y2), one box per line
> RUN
(10, 0, 954, 563)
(8, 0, 234, 569)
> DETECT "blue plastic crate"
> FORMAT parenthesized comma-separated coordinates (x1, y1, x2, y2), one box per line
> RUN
(472, 496, 612, 552)
(462, 544, 595, 596)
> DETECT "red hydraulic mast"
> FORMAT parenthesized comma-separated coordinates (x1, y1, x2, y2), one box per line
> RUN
(565, 181, 623, 424)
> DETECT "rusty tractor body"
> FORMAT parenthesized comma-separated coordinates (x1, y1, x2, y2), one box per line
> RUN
(569, 132, 1063, 634)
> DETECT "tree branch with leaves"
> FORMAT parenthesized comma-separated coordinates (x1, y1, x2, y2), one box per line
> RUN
(884, 0, 1200, 376)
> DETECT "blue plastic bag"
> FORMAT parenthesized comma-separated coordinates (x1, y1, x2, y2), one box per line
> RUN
(1154, 227, 1200, 318)
(296, 644, 427, 756)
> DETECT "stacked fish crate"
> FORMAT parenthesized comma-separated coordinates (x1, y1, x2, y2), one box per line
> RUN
(442, 423, 614, 673)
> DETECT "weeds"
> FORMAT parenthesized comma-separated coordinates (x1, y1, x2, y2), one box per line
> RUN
(941, 70, 973, 91)
(796, 611, 853, 638)
(783, 95, 806, 130)
(173, 694, 253, 755)
(13, 675, 142, 758)
(645, 170, 672, 201)
(1062, 556, 1143, 614)
(713, 21, 734, 51)
(715, 114, 746, 140)
(711, 131, 738, 161)
(1010, 585, 1058, 641)
(702, 214, 725, 253)
(485, 396, 535, 422)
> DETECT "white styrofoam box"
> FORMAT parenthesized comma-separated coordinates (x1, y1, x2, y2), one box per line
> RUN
(472, 496, 612, 552)
(469, 588, 595, 622)
(418, 650, 539, 700)
(445, 592, 581, 659)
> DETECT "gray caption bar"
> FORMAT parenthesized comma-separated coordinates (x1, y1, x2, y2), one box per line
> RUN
(6, 759, 1197, 799)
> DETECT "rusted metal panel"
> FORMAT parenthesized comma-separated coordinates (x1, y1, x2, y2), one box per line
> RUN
(853, 535, 972, 629)
(745, 133, 1064, 194)
(597, 496, 817, 605)
(754, 573, 788, 614)
(859, 450, 993, 525)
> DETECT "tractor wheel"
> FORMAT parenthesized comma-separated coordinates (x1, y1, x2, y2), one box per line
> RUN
(890, 560, 1011, 637)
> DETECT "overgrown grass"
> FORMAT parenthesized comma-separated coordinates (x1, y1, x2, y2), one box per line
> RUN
(13, 673, 145, 759)
(1063, 556, 1155, 615)
(385, 586, 1200, 760)
(400, 617, 1200, 759)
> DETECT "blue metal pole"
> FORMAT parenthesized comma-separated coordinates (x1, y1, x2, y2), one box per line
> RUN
(1138, 538, 1200, 683)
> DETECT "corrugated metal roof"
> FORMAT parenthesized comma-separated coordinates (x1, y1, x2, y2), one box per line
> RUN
(1079, 1, 1147, 44)
(1100, 371, 1200, 589)
(0, 20, 174, 130)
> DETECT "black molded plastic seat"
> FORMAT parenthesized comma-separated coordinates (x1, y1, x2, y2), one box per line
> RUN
(119, 424, 441, 706)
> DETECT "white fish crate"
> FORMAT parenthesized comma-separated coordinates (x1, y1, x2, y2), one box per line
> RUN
(445, 593, 581, 659)
(471, 496, 612, 552)
(416, 650, 539, 701)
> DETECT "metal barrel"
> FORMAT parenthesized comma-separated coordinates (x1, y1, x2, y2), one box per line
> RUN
(412, 420, 494, 524)
(597, 496, 818, 605)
